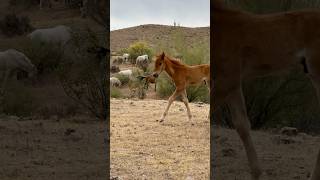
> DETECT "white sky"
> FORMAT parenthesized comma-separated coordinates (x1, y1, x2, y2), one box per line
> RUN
(110, 0, 210, 31)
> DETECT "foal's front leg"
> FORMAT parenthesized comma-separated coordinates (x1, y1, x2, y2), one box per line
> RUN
(160, 89, 180, 122)
(228, 87, 262, 180)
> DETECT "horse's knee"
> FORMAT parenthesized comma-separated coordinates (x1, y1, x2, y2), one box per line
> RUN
(233, 118, 251, 140)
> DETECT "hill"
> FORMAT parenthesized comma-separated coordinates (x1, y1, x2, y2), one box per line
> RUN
(110, 24, 210, 52)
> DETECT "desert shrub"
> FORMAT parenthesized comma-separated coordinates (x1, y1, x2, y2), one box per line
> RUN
(187, 85, 209, 103)
(110, 87, 123, 98)
(171, 29, 209, 65)
(0, 14, 33, 37)
(127, 42, 153, 64)
(64, 0, 83, 8)
(9, 0, 38, 8)
(23, 40, 64, 75)
(156, 73, 175, 98)
(123, 68, 147, 99)
(114, 74, 130, 86)
(58, 28, 108, 120)
(119, 48, 128, 55)
(243, 69, 320, 131)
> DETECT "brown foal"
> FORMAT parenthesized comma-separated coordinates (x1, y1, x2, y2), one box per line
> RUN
(213, 0, 320, 179)
(152, 52, 210, 122)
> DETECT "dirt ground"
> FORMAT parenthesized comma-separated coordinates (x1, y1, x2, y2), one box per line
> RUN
(212, 126, 320, 180)
(0, 115, 107, 180)
(110, 99, 210, 180)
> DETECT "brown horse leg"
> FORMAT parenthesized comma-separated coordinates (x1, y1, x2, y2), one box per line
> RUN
(308, 74, 320, 180)
(227, 87, 262, 180)
(311, 149, 320, 180)
(206, 80, 210, 119)
(160, 89, 180, 122)
(181, 90, 192, 121)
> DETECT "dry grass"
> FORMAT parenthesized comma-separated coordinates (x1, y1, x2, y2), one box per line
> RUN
(110, 99, 210, 179)
(0, 116, 107, 180)
(212, 127, 320, 180)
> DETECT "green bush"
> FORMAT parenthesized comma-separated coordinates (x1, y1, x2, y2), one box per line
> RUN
(156, 73, 175, 98)
(128, 70, 147, 99)
(0, 14, 33, 37)
(110, 87, 123, 98)
(114, 74, 130, 86)
(187, 85, 209, 103)
(127, 41, 153, 64)
(23, 40, 64, 75)
(243, 68, 320, 131)
(9, 0, 38, 8)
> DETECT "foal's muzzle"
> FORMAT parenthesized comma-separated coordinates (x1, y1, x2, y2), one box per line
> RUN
(153, 73, 159, 78)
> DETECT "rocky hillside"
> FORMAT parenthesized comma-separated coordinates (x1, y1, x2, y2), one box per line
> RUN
(110, 24, 210, 52)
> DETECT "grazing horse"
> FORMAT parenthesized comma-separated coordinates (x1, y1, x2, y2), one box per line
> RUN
(152, 52, 210, 122)
(137, 74, 157, 91)
(0, 49, 37, 112)
(213, 0, 320, 179)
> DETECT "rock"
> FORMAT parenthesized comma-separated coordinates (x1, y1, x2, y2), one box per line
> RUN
(280, 127, 298, 136)
(298, 132, 308, 139)
(64, 128, 76, 136)
(273, 135, 299, 144)
(110, 176, 121, 180)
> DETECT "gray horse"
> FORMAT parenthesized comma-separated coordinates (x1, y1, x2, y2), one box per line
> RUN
(0, 49, 37, 90)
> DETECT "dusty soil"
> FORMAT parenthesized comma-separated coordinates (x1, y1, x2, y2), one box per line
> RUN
(110, 24, 209, 53)
(212, 126, 320, 180)
(0, 1, 108, 180)
(110, 99, 210, 179)
(0, 115, 107, 180)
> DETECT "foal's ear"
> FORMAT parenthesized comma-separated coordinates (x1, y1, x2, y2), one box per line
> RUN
(160, 52, 165, 59)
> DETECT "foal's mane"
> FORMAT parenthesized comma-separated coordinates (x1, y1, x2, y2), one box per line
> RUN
(165, 56, 186, 67)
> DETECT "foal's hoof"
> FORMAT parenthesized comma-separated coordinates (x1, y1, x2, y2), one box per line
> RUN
(159, 119, 164, 123)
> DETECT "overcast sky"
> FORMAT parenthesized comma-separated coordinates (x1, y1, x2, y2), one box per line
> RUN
(110, 0, 210, 31)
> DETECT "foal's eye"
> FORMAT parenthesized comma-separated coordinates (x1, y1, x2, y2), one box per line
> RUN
(159, 63, 162, 65)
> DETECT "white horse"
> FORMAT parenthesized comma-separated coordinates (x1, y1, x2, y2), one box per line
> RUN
(28, 25, 72, 45)
(136, 55, 150, 71)
(0, 49, 37, 89)
(123, 53, 130, 63)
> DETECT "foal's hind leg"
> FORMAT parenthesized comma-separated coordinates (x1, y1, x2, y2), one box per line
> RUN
(181, 89, 192, 121)
(307, 74, 320, 180)
(227, 87, 262, 180)
(311, 150, 320, 180)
